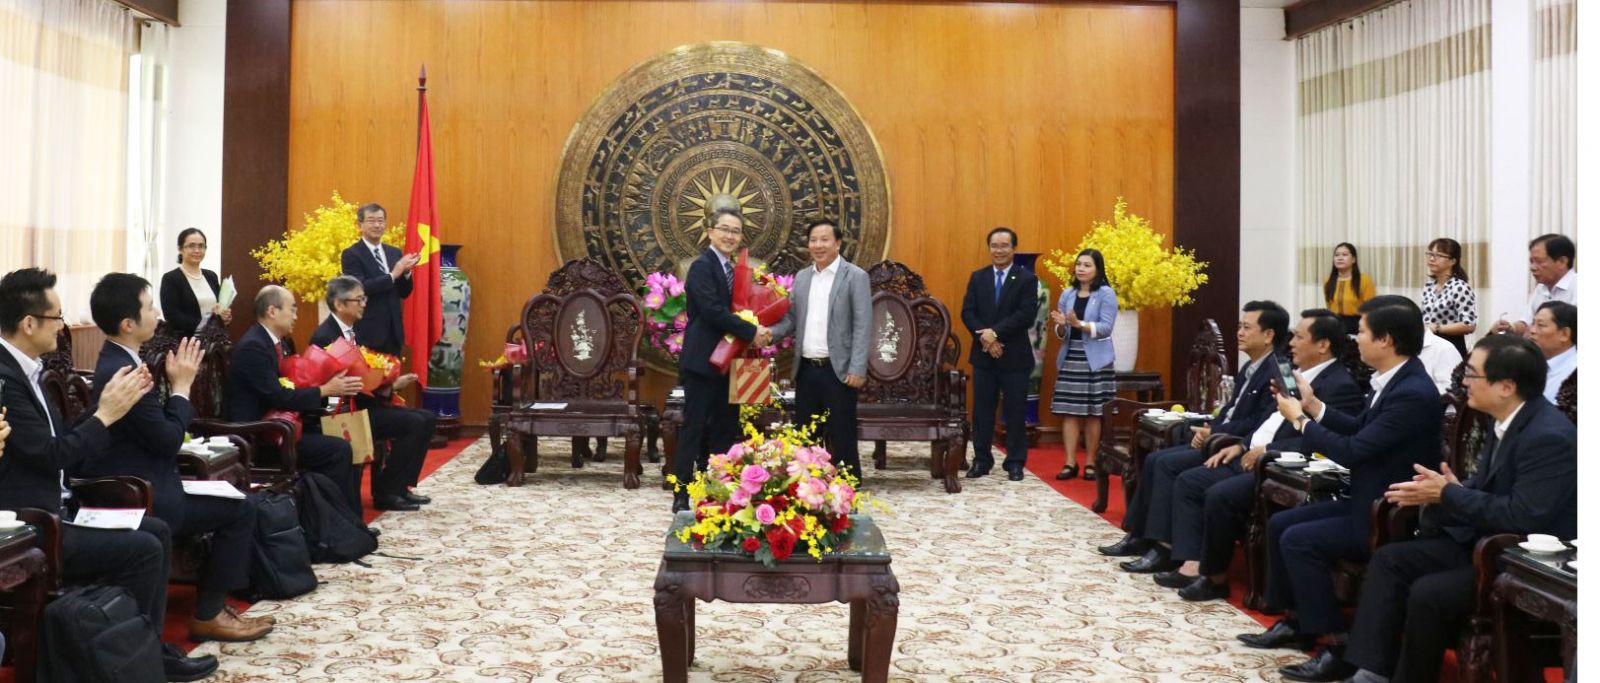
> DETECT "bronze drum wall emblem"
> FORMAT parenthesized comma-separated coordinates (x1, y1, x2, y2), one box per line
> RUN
(555, 42, 891, 371)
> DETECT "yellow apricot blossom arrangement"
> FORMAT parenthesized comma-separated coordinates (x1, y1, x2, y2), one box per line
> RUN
(1043, 198, 1209, 311)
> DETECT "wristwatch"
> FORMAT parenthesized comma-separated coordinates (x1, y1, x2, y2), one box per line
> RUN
(1295, 414, 1311, 431)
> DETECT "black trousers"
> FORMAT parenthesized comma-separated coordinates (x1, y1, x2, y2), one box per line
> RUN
(297, 433, 362, 516)
(367, 404, 434, 496)
(1194, 471, 1257, 574)
(674, 370, 739, 484)
(62, 516, 171, 634)
(1344, 536, 1476, 682)
(1122, 445, 1206, 539)
(163, 493, 256, 619)
(1169, 461, 1246, 563)
(1265, 500, 1368, 635)
(795, 360, 860, 478)
(971, 366, 1029, 472)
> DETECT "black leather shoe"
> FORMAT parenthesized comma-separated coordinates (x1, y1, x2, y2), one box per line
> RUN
(1237, 619, 1317, 650)
(1152, 570, 1195, 588)
(163, 643, 219, 682)
(1055, 464, 1079, 480)
(965, 466, 991, 479)
(373, 495, 421, 511)
(400, 491, 432, 505)
(1007, 468, 1024, 481)
(1119, 547, 1177, 573)
(1177, 576, 1230, 601)
(1278, 650, 1357, 682)
(1097, 533, 1151, 557)
(671, 492, 690, 513)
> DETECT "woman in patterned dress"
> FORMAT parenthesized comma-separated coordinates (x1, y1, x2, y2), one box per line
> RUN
(1421, 237, 1477, 357)
(1048, 249, 1118, 481)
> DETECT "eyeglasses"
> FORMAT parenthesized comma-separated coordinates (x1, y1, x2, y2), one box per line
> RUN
(340, 296, 369, 304)
(1425, 252, 1451, 260)
(182, 243, 207, 251)
(1461, 370, 1486, 381)
(712, 226, 744, 235)
(28, 313, 65, 325)
(360, 218, 386, 226)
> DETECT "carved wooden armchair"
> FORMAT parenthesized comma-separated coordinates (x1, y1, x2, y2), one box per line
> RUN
(140, 319, 261, 489)
(1090, 319, 1228, 513)
(497, 259, 647, 488)
(854, 261, 969, 494)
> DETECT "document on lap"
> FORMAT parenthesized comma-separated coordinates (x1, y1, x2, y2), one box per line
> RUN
(67, 507, 146, 530)
(182, 480, 248, 500)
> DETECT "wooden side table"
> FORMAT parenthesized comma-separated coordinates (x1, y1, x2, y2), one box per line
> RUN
(1491, 546, 1576, 682)
(653, 512, 898, 682)
(0, 526, 47, 683)
(1115, 371, 1165, 402)
(1243, 459, 1347, 610)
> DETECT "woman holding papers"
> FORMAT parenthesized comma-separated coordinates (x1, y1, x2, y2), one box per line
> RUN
(160, 227, 234, 333)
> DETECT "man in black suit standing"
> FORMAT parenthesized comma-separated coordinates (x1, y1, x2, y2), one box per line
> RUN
(83, 273, 273, 642)
(1315, 335, 1576, 683)
(1157, 309, 1365, 601)
(959, 227, 1040, 482)
(1101, 300, 1289, 572)
(226, 285, 366, 517)
(672, 207, 769, 512)
(0, 268, 218, 681)
(341, 203, 419, 355)
(310, 276, 435, 512)
(1239, 296, 1443, 682)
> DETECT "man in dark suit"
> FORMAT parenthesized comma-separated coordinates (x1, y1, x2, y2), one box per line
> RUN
(1157, 309, 1366, 600)
(83, 273, 273, 642)
(309, 276, 434, 512)
(340, 203, 419, 355)
(959, 227, 1041, 482)
(768, 220, 873, 478)
(1239, 296, 1443, 682)
(226, 285, 366, 517)
(1311, 335, 1576, 683)
(1101, 300, 1290, 572)
(0, 268, 218, 681)
(672, 207, 767, 511)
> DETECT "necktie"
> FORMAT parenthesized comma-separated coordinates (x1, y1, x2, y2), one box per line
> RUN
(724, 261, 734, 289)
(994, 270, 1005, 304)
(374, 246, 387, 271)
(1479, 431, 1501, 475)
(345, 328, 356, 343)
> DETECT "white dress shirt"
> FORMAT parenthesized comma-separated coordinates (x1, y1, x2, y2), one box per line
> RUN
(1519, 269, 1577, 324)
(802, 258, 840, 359)
(1, 336, 66, 500)
(1418, 330, 1462, 395)
(364, 238, 389, 272)
(1309, 358, 1404, 425)
(335, 317, 358, 343)
(1544, 346, 1576, 403)
(184, 270, 218, 332)
(1249, 358, 1335, 449)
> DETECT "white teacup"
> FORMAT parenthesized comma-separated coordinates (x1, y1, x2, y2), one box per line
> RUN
(0, 510, 16, 524)
(1527, 534, 1564, 550)
(1145, 409, 1168, 417)
(1276, 452, 1306, 463)
(208, 436, 230, 447)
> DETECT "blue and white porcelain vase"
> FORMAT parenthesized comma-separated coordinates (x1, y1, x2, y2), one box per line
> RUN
(422, 244, 471, 420)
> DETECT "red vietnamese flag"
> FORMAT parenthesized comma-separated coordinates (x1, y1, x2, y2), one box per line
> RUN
(402, 67, 442, 384)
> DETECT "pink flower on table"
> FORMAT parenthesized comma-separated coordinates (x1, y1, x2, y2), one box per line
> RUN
(729, 485, 753, 508)
(644, 289, 666, 309)
(796, 477, 828, 508)
(828, 481, 855, 516)
(755, 503, 777, 525)
(668, 278, 685, 297)
(740, 464, 771, 488)
(646, 272, 667, 289)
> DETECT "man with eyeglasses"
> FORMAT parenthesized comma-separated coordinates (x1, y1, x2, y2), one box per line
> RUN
(341, 203, 420, 355)
(671, 207, 771, 512)
(0, 267, 221, 680)
(310, 276, 434, 511)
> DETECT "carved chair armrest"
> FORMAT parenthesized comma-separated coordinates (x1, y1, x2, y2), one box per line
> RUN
(1201, 434, 1244, 457)
(1472, 533, 1521, 615)
(627, 361, 643, 404)
(943, 368, 968, 412)
(190, 418, 298, 474)
(68, 476, 154, 513)
(14, 509, 61, 592)
(1369, 498, 1421, 549)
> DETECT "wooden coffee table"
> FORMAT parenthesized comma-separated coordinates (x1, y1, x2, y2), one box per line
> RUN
(653, 512, 898, 682)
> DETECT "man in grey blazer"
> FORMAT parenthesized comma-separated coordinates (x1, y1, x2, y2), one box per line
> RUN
(770, 219, 873, 478)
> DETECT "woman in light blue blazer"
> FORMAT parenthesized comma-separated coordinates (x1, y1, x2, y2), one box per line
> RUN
(1048, 248, 1118, 481)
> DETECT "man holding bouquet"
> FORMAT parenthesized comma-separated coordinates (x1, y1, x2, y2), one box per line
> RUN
(311, 276, 434, 512)
(770, 219, 872, 479)
(673, 207, 770, 512)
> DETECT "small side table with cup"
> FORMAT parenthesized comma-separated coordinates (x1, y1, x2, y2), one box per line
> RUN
(1490, 534, 1577, 682)
(177, 435, 250, 491)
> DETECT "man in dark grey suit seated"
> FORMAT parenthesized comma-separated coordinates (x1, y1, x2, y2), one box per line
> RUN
(1301, 334, 1577, 683)
(769, 219, 872, 479)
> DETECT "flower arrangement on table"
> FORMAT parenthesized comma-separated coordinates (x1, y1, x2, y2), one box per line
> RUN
(252, 191, 406, 303)
(668, 419, 880, 567)
(641, 266, 796, 362)
(1040, 197, 1209, 310)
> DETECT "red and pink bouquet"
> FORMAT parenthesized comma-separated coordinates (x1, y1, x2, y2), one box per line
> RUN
(709, 249, 791, 373)
(279, 337, 401, 396)
(670, 422, 878, 567)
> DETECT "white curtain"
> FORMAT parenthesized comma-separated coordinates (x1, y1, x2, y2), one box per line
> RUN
(1530, 0, 1576, 239)
(0, 0, 135, 322)
(1295, 0, 1491, 325)
(128, 20, 170, 285)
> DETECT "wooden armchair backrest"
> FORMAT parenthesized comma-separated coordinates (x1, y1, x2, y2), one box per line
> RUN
(860, 261, 953, 406)
(518, 259, 643, 402)
(1184, 319, 1229, 411)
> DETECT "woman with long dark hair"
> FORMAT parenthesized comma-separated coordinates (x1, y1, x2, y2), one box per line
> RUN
(159, 228, 232, 333)
(1420, 237, 1476, 357)
(1323, 242, 1376, 334)
(1048, 248, 1118, 481)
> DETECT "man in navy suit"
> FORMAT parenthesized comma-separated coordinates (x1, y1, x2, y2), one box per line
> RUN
(0, 268, 218, 681)
(1239, 296, 1443, 682)
(1102, 300, 1290, 572)
(671, 207, 768, 512)
(1157, 309, 1366, 601)
(1314, 335, 1576, 683)
(83, 273, 273, 642)
(959, 227, 1041, 482)
(340, 203, 419, 355)
(226, 285, 366, 517)
(309, 276, 434, 512)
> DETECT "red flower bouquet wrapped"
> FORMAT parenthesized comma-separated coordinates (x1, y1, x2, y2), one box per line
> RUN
(709, 249, 791, 374)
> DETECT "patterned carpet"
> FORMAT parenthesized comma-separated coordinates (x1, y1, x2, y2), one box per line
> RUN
(192, 437, 1306, 682)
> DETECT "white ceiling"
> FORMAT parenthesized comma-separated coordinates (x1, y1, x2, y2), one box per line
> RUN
(1240, 0, 1299, 8)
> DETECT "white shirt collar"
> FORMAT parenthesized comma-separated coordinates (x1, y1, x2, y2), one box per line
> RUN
(1368, 359, 1406, 396)
(712, 248, 733, 272)
(1494, 400, 1528, 440)
(362, 237, 385, 251)
(1299, 357, 1337, 383)
(993, 264, 1011, 279)
(260, 323, 281, 348)
(334, 316, 357, 339)
(1544, 269, 1577, 295)
(111, 341, 143, 367)
(814, 257, 842, 276)
(0, 336, 40, 383)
